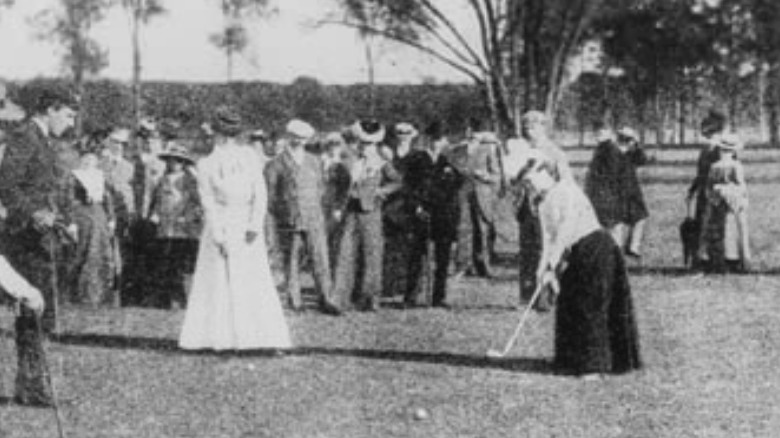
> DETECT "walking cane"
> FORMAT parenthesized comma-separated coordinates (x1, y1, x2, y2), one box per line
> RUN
(35, 316, 66, 438)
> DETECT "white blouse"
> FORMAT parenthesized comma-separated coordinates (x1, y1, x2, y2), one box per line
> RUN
(536, 178, 602, 277)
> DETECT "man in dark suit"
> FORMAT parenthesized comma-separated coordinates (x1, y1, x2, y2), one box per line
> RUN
(0, 86, 78, 406)
(265, 119, 341, 315)
(404, 122, 464, 308)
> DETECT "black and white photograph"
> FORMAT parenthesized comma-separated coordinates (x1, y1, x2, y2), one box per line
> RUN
(1, 0, 779, 436)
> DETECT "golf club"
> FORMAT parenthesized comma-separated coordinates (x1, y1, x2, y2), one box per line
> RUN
(485, 279, 547, 359)
(36, 317, 66, 438)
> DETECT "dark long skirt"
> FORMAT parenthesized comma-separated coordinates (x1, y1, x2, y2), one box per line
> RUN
(69, 203, 117, 307)
(554, 230, 642, 375)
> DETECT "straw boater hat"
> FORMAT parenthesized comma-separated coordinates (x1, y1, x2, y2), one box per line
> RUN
(474, 131, 500, 144)
(286, 119, 316, 141)
(158, 142, 194, 164)
(249, 129, 268, 142)
(353, 120, 385, 144)
(108, 128, 131, 144)
(617, 127, 639, 143)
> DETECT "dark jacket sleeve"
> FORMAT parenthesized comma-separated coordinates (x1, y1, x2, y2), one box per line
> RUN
(0, 129, 49, 230)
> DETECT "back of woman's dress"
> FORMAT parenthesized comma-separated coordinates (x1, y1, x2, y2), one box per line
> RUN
(179, 143, 291, 350)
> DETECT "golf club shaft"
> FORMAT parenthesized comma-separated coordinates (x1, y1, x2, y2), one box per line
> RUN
(496, 280, 547, 356)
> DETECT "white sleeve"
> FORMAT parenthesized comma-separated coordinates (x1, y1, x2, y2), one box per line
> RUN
(0, 255, 39, 302)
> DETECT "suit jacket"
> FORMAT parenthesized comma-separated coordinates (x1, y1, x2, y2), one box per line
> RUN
(428, 153, 465, 241)
(0, 121, 72, 236)
(466, 140, 501, 223)
(343, 146, 402, 214)
(322, 159, 351, 228)
(148, 171, 202, 239)
(265, 148, 326, 231)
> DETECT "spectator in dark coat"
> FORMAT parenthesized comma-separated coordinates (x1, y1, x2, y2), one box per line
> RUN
(404, 122, 465, 307)
(584, 127, 649, 257)
(687, 110, 727, 268)
(0, 85, 78, 406)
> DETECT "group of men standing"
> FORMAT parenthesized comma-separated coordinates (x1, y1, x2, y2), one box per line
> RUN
(260, 117, 507, 314)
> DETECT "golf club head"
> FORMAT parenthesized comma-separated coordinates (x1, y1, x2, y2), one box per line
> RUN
(485, 349, 505, 359)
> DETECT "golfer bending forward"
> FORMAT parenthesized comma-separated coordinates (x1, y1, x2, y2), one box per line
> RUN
(516, 157, 641, 378)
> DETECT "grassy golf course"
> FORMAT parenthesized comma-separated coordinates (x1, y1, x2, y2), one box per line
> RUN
(2, 146, 780, 437)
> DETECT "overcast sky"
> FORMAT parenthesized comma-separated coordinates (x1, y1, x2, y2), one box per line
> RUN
(0, 0, 475, 85)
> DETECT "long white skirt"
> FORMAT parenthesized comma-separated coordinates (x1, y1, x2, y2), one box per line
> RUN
(179, 226, 292, 351)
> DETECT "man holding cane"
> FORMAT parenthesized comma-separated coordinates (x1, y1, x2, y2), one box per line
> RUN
(0, 85, 78, 406)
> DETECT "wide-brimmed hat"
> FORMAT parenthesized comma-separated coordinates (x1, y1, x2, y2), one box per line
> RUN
(701, 110, 727, 137)
(617, 127, 639, 143)
(353, 120, 385, 144)
(286, 119, 316, 141)
(715, 133, 744, 152)
(211, 106, 243, 137)
(158, 142, 195, 164)
(395, 122, 418, 138)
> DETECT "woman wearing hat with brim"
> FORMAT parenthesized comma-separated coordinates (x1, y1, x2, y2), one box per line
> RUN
(697, 133, 751, 273)
(147, 143, 201, 309)
(179, 106, 292, 351)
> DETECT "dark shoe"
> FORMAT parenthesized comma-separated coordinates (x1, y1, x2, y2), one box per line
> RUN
(14, 394, 53, 408)
(320, 300, 343, 316)
(432, 301, 451, 309)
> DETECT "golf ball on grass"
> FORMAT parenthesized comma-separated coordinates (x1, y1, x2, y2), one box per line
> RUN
(413, 408, 429, 421)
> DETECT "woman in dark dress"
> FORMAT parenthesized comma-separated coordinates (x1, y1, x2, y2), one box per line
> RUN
(584, 127, 649, 257)
(68, 151, 118, 307)
(516, 156, 642, 378)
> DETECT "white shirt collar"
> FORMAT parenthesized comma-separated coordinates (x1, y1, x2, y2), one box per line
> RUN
(286, 145, 306, 166)
(32, 117, 49, 138)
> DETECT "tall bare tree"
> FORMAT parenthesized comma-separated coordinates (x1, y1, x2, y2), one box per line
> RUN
(118, 0, 165, 144)
(331, 0, 610, 134)
(210, 0, 271, 82)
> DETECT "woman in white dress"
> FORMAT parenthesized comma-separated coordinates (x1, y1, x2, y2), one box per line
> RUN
(179, 107, 292, 351)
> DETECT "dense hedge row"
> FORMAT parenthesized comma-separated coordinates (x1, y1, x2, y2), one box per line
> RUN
(7, 77, 490, 138)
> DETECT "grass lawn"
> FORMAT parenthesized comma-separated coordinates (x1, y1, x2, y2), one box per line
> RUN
(2, 151, 780, 437)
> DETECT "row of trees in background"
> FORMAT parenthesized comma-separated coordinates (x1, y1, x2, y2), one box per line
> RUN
(332, 0, 780, 145)
(4, 0, 780, 146)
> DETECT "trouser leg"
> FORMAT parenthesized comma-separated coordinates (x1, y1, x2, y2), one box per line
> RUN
(432, 239, 452, 305)
(332, 213, 358, 309)
(404, 223, 428, 305)
(281, 232, 303, 309)
(304, 222, 335, 305)
(360, 211, 384, 308)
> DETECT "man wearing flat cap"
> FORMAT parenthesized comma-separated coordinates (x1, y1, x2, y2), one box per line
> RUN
(265, 119, 342, 315)
(0, 85, 78, 406)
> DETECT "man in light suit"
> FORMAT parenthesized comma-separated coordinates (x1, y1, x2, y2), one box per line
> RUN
(457, 131, 501, 278)
(332, 120, 402, 311)
(265, 119, 342, 316)
(0, 85, 78, 406)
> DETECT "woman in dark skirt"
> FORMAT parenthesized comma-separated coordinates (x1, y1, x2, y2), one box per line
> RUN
(516, 156, 642, 378)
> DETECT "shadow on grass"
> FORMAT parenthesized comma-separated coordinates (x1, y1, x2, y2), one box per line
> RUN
(52, 332, 553, 373)
(627, 266, 692, 277)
